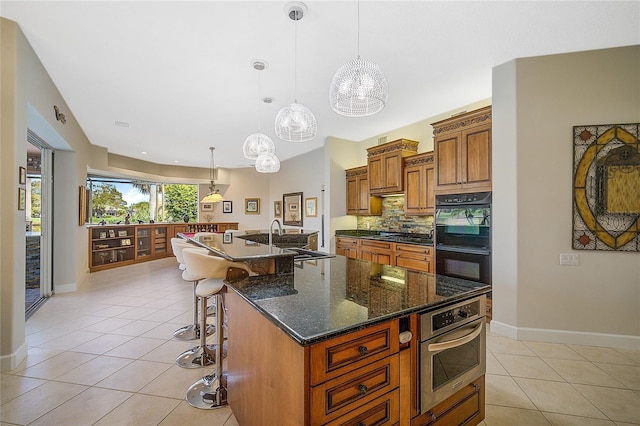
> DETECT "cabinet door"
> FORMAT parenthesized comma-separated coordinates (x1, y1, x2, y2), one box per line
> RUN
(153, 226, 168, 255)
(383, 151, 403, 193)
(346, 176, 359, 215)
(404, 164, 424, 215)
(461, 123, 492, 190)
(435, 134, 461, 191)
(368, 155, 384, 193)
(425, 165, 435, 212)
(357, 175, 371, 214)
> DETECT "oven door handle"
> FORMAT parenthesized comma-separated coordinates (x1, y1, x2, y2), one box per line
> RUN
(427, 322, 483, 353)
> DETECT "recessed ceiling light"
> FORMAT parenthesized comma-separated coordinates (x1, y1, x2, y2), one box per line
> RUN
(115, 121, 129, 127)
(263, 97, 274, 104)
(174, 160, 179, 163)
(141, 151, 147, 155)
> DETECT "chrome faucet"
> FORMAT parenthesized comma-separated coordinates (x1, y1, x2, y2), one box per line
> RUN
(269, 219, 282, 247)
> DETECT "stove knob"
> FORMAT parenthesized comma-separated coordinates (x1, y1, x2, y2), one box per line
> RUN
(458, 310, 468, 318)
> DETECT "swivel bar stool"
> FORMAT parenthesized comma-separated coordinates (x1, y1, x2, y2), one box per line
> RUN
(176, 248, 249, 369)
(186, 265, 250, 409)
(172, 241, 215, 341)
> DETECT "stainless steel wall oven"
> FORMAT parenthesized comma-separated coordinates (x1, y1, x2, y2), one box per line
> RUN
(420, 296, 486, 412)
(435, 192, 491, 285)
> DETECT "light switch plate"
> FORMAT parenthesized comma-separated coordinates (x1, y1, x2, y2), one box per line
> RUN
(559, 253, 579, 266)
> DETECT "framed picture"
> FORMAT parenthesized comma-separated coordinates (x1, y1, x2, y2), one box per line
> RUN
(222, 200, 232, 213)
(305, 197, 317, 217)
(19, 166, 26, 185)
(108, 229, 115, 238)
(99, 231, 107, 239)
(289, 203, 298, 211)
(78, 185, 87, 225)
(245, 198, 260, 214)
(18, 187, 26, 211)
(274, 200, 282, 217)
(223, 232, 233, 244)
(201, 203, 214, 212)
(117, 230, 128, 237)
(120, 238, 132, 246)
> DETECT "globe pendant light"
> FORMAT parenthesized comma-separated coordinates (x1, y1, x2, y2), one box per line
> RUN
(255, 152, 281, 173)
(200, 147, 224, 203)
(329, 0, 388, 117)
(243, 61, 276, 160)
(274, 2, 317, 142)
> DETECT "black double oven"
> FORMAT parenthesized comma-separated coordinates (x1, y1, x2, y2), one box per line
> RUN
(435, 192, 491, 286)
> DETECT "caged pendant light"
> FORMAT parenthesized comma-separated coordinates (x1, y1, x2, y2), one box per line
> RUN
(274, 2, 317, 142)
(243, 60, 276, 160)
(255, 152, 281, 173)
(200, 147, 225, 203)
(329, 0, 388, 117)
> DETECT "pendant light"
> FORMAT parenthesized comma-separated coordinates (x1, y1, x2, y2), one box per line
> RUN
(200, 147, 224, 203)
(255, 152, 281, 173)
(329, 0, 388, 117)
(274, 2, 317, 142)
(243, 60, 276, 160)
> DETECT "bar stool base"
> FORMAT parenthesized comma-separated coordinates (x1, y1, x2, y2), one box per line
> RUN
(186, 373, 228, 409)
(176, 344, 227, 369)
(173, 324, 215, 341)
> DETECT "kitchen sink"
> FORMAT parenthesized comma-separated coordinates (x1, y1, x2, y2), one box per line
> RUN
(286, 248, 336, 260)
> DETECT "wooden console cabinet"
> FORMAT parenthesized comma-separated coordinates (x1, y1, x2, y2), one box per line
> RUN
(88, 224, 171, 272)
(432, 107, 492, 194)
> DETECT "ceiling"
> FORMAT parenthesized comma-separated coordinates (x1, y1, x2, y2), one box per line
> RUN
(2, 1, 638, 170)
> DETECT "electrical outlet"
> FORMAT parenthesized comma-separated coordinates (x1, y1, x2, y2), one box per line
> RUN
(559, 253, 579, 266)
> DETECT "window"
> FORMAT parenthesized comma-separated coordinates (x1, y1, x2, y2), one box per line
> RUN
(86, 176, 197, 224)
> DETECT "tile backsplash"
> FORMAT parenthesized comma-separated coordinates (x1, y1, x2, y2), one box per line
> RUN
(357, 196, 433, 233)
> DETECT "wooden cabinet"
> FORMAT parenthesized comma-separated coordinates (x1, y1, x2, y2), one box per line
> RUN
(346, 166, 382, 216)
(404, 152, 435, 215)
(412, 375, 485, 426)
(360, 239, 394, 266)
(394, 243, 434, 273)
(176, 222, 239, 235)
(368, 139, 419, 195)
(226, 290, 401, 426)
(336, 236, 361, 259)
(89, 223, 172, 272)
(432, 107, 492, 194)
(337, 236, 434, 273)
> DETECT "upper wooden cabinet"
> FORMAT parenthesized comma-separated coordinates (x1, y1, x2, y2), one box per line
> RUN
(367, 139, 419, 195)
(432, 107, 492, 194)
(404, 152, 435, 215)
(346, 166, 382, 216)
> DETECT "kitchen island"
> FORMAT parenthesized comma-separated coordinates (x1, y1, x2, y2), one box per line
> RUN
(223, 254, 490, 425)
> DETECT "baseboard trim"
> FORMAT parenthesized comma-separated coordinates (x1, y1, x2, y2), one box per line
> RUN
(489, 321, 640, 350)
(0, 341, 27, 372)
(54, 282, 77, 293)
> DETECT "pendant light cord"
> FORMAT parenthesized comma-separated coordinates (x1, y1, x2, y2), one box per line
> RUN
(294, 15, 298, 103)
(357, 0, 360, 59)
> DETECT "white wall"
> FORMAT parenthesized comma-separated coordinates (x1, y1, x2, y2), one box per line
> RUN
(492, 45, 640, 349)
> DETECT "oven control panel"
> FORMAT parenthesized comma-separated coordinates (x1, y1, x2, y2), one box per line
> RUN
(432, 300, 480, 332)
(420, 296, 486, 340)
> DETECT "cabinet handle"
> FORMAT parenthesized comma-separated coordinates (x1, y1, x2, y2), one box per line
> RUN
(427, 411, 437, 421)
(358, 345, 369, 356)
(357, 423, 366, 426)
(358, 384, 369, 395)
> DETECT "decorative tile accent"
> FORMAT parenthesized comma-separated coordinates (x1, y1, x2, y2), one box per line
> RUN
(356, 196, 433, 233)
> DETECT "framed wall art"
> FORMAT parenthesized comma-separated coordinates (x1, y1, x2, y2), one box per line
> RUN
(274, 200, 282, 217)
(18, 187, 26, 211)
(222, 200, 232, 213)
(19, 166, 26, 185)
(305, 197, 317, 217)
(245, 198, 260, 214)
(573, 123, 640, 251)
(201, 203, 214, 212)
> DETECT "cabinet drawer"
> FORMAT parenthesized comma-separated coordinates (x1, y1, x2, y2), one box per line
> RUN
(395, 255, 432, 273)
(310, 320, 399, 386)
(361, 240, 394, 250)
(311, 356, 399, 425)
(324, 388, 400, 426)
(337, 237, 360, 246)
(394, 243, 432, 256)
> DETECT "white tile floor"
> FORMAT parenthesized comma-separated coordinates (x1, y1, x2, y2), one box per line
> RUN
(2, 257, 639, 425)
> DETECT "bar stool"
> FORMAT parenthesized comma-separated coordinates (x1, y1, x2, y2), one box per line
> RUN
(177, 248, 249, 369)
(172, 243, 215, 341)
(186, 265, 250, 409)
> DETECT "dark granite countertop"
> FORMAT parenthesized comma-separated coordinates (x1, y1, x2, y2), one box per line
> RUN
(226, 255, 490, 346)
(184, 233, 296, 262)
(336, 229, 433, 246)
